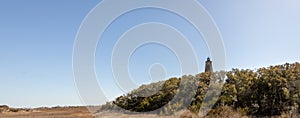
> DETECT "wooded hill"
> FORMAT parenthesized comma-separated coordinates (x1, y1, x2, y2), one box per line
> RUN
(98, 62, 300, 117)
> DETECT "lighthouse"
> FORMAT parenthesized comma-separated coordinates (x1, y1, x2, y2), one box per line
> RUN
(205, 57, 213, 72)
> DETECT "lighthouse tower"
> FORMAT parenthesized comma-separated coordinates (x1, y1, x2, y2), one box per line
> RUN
(205, 57, 213, 72)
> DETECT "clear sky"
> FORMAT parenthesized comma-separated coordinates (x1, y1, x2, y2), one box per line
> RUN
(0, 0, 299, 108)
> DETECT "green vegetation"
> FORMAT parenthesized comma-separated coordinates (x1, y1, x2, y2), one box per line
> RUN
(98, 62, 300, 117)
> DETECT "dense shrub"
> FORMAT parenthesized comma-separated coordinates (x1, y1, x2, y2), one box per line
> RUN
(98, 62, 300, 117)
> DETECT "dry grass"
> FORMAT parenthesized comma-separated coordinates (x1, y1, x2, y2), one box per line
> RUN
(0, 106, 93, 118)
(1, 106, 300, 118)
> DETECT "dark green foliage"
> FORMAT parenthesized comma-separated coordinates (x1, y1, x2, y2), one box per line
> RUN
(218, 62, 300, 116)
(112, 77, 181, 113)
(98, 62, 300, 117)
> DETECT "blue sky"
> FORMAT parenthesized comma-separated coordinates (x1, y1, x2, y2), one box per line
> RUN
(0, 0, 299, 108)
